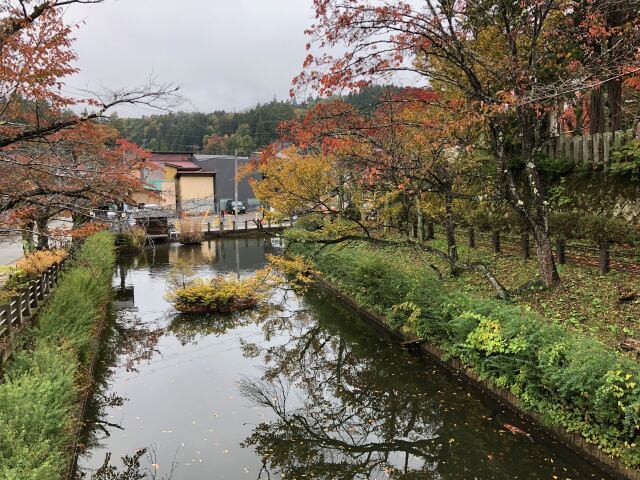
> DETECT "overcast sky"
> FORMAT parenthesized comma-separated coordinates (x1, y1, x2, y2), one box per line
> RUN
(65, 0, 315, 117)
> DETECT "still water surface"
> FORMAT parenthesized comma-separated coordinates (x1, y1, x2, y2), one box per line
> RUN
(77, 238, 611, 479)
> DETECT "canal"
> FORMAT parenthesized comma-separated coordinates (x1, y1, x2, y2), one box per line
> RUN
(77, 237, 611, 479)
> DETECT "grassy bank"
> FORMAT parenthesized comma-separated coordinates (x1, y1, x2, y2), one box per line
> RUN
(424, 232, 640, 351)
(0, 232, 115, 480)
(290, 239, 640, 469)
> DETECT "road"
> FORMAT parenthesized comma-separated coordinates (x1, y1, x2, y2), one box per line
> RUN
(0, 235, 23, 266)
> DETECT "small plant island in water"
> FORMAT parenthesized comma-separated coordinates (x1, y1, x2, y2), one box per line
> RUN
(169, 276, 261, 313)
(166, 255, 314, 314)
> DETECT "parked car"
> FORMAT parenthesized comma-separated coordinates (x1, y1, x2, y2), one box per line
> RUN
(226, 200, 246, 214)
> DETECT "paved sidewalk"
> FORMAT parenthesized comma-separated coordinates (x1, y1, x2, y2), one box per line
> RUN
(0, 236, 23, 266)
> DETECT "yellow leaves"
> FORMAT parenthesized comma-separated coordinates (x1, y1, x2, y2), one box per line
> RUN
(16, 249, 66, 277)
(251, 146, 339, 218)
(167, 253, 315, 312)
(266, 254, 315, 288)
(169, 275, 261, 313)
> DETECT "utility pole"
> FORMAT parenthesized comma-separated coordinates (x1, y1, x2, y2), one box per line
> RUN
(234, 148, 239, 225)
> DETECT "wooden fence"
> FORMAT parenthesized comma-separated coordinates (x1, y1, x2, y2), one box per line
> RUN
(548, 124, 640, 167)
(415, 222, 638, 275)
(0, 260, 65, 366)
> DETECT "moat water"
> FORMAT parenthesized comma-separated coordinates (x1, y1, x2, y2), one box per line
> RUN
(77, 238, 611, 479)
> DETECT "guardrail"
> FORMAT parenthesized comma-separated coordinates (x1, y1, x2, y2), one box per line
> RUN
(200, 217, 295, 235)
(0, 260, 65, 366)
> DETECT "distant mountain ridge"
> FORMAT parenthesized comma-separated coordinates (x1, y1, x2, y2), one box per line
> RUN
(108, 85, 401, 154)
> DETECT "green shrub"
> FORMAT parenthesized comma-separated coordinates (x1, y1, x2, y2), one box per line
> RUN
(0, 345, 77, 480)
(610, 140, 640, 179)
(296, 239, 640, 468)
(120, 226, 146, 250)
(466, 208, 513, 232)
(577, 213, 639, 245)
(0, 231, 115, 480)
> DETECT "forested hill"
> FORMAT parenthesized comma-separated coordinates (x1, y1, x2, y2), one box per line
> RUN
(108, 85, 400, 155)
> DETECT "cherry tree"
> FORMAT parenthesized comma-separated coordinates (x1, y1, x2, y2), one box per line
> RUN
(294, 0, 640, 286)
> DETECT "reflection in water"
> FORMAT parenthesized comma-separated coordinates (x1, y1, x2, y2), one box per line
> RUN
(77, 239, 611, 480)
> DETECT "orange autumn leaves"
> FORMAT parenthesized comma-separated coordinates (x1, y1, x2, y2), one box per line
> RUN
(251, 91, 482, 221)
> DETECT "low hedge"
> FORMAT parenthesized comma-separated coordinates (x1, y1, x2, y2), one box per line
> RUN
(291, 240, 640, 468)
(0, 231, 115, 480)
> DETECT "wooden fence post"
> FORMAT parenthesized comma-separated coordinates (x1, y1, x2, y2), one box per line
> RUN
(37, 277, 44, 301)
(556, 238, 566, 265)
(520, 232, 530, 259)
(426, 221, 434, 240)
(3, 304, 12, 340)
(43, 270, 50, 295)
(468, 227, 476, 248)
(583, 134, 592, 166)
(23, 287, 31, 318)
(29, 281, 37, 309)
(492, 231, 501, 253)
(614, 130, 624, 149)
(599, 241, 610, 274)
(593, 132, 602, 166)
(573, 136, 583, 164)
(48, 267, 54, 291)
(603, 131, 612, 165)
(16, 292, 23, 326)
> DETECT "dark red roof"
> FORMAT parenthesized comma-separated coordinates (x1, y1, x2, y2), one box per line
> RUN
(165, 161, 202, 171)
(175, 171, 216, 177)
(149, 152, 194, 163)
(148, 153, 202, 171)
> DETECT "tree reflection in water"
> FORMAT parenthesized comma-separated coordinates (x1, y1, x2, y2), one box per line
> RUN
(78, 247, 608, 480)
(239, 301, 444, 479)
(238, 288, 569, 480)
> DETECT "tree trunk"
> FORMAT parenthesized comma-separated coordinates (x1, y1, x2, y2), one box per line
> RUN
(21, 219, 36, 254)
(443, 192, 458, 264)
(492, 112, 561, 288)
(35, 216, 50, 250)
(72, 212, 88, 248)
(589, 86, 606, 134)
(532, 224, 560, 286)
(606, 5, 625, 132)
(607, 78, 623, 132)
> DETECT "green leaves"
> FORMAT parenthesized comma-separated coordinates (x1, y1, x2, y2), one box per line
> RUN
(610, 140, 640, 180)
(0, 232, 115, 479)
(302, 241, 640, 468)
